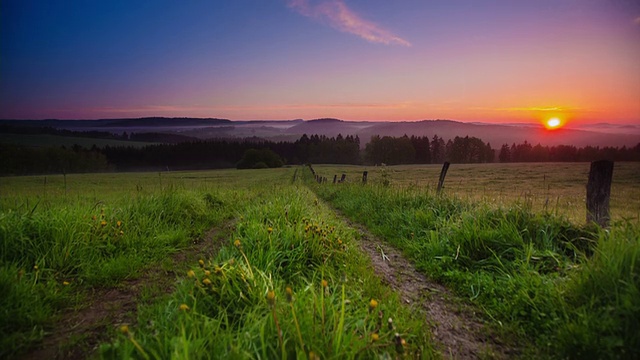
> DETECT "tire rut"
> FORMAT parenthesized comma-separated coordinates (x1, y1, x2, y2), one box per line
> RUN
(20, 220, 236, 360)
(341, 215, 514, 359)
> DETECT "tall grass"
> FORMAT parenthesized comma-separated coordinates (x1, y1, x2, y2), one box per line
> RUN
(0, 188, 234, 357)
(311, 178, 639, 358)
(99, 183, 436, 359)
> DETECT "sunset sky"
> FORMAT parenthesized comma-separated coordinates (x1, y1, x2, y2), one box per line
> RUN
(1, 0, 639, 125)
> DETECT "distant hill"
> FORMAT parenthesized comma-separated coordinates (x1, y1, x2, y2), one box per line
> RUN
(1, 117, 638, 149)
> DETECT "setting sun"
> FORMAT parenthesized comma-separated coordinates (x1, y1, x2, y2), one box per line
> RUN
(545, 117, 562, 130)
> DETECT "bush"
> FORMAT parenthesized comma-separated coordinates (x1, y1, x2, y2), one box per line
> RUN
(237, 149, 284, 169)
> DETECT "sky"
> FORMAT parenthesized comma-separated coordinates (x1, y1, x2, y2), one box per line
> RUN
(1, 0, 639, 125)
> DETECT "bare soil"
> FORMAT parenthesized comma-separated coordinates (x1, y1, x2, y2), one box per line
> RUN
(345, 217, 515, 359)
(20, 221, 235, 360)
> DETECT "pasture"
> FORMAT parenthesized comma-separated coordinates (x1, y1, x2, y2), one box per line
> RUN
(0, 163, 638, 359)
(312, 162, 640, 224)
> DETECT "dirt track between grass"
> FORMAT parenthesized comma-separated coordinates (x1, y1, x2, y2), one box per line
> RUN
(20, 221, 235, 360)
(339, 213, 514, 359)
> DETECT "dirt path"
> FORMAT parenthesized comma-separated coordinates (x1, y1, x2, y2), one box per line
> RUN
(342, 216, 513, 359)
(21, 221, 235, 360)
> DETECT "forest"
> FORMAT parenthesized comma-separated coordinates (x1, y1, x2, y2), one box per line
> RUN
(1, 132, 639, 175)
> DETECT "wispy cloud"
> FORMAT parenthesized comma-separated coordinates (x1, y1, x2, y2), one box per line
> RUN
(634, 16, 640, 25)
(287, 0, 411, 46)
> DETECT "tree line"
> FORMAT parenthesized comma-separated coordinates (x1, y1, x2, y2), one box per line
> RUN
(1, 133, 639, 175)
(498, 141, 640, 162)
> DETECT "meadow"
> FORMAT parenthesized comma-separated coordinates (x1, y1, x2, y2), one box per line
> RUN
(1, 163, 638, 359)
(312, 162, 640, 224)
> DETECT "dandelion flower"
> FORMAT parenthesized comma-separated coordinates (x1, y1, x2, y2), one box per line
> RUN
(33, 265, 39, 271)
(198, 259, 205, 267)
(187, 270, 195, 278)
(202, 278, 212, 285)
(63, 281, 70, 286)
(214, 265, 222, 274)
(321, 279, 328, 288)
(100, 220, 107, 226)
(119, 230, 124, 236)
(266, 290, 276, 306)
(267, 227, 273, 234)
(234, 239, 241, 247)
(116, 221, 122, 227)
(179, 304, 190, 311)
(369, 299, 378, 312)
(371, 333, 379, 342)
(204, 270, 211, 276)
(120, 325, 129, 334)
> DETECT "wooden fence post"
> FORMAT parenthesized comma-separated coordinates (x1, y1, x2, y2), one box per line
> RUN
(340, 174, 346, 183)
(437, 162, 450, 194)
(362, 171, 368, 184)
(586, 160, 614, 227)
(333, 175, 337, 184)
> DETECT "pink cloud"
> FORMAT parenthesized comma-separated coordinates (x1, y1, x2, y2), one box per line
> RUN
(288, 0, 411, 46)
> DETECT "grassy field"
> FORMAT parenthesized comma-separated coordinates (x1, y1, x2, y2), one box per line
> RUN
(309, 163, 639, 359)
(1, 168, 434, 358)
(312, 162, 640, 224)
(1, 164, 638, 359)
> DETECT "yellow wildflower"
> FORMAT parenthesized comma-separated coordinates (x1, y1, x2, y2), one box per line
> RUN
(321, 279, 328, 288)
(266, 290, 276, 306)
(369, 299, 378, 312)
(120, 325, 129, 334)
(198, 259, 205, 267)
(117, 221, 122, 227)
(371, 333, 379, 342)
(63, 281, 70, 286)
(187, 270, 195, 278)
(179, 304, 190, 311)
(234, 239, 241, 247)
(204, 270, 211, 276)
(33, 265, 38, 271)
(100, 220, 107, 226)
(267, 227, 273, 234)
(202, 278, 212, 285)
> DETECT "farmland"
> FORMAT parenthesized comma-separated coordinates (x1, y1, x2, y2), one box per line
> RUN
(1, 163, 638, 359)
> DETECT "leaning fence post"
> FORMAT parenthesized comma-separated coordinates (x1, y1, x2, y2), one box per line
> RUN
(333, 175, 337, 184)
(340, 174, 346, 183)
(586, 160, 614, 227)
(362, 171, 368, 184)
(437, 162, 450, 194)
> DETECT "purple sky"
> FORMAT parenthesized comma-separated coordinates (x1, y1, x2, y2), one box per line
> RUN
(1, 0, 639, 126)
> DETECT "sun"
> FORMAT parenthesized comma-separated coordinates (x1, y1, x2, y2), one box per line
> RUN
(545, 117, 562, 130)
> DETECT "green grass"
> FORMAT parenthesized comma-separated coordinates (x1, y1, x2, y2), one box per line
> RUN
(309, 167, 639, 358)
(2, 164, 638, 359)
(98, 180, 434, 359)
(0, 171, 251, 357)
(1, 168, 436, 358)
